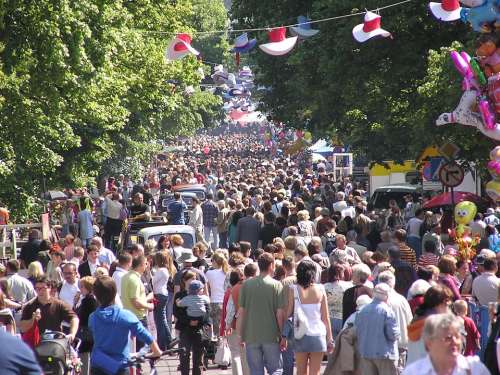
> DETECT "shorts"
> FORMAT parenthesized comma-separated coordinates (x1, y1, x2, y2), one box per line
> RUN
(293, 334, 326, 353)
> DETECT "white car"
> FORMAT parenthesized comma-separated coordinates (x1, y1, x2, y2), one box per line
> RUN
(136, 225, 196, 249)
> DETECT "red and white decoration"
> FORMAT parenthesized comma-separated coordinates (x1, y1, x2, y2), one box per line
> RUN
(259, 27, 298, 56)
(352, 11, 392, 43)
(165, 33, 199, 61)
(429, 0, 462, 22)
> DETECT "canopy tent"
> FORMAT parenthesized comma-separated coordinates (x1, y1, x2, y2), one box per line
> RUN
(312, 153, 327, 162)
(228, 110, 265, 124)
(423, 191, 489, 209)
(309, 139, 328, 151)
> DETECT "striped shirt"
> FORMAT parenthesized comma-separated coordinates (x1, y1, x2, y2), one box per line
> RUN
(399, 244, 417, 270)
(418, 253, 439, 268)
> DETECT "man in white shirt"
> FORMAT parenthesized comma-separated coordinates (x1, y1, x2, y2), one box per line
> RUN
(90, 236, 116, 266)
(472, 258, 500, 306)
(6, 259, 35, 303)
(188, 198, 204, 242)
(469, 213, 487, 239)
(378, 271, 413, 371)
(112, 252, 132, 305)
(332, 192, 348, 213)
(59, 263, 80, 307)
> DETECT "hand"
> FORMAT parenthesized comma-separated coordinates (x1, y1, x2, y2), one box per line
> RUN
(225, 328, 232, 336)
(327, 341, 334, 353)
(66, 333, 75, 343)
(147, 293, 154, 302)
(279, 337, 287, 352)
(151, 346, 162, 358)
(33, 309, 42, 321)
(147, 303, 155, 311)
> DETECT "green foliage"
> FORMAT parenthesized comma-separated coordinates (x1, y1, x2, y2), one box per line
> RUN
(231, 0, 494, 165)
(0, 0, 228, 220)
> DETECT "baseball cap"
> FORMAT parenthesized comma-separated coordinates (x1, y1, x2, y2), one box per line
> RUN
(188, 280, 203, 295)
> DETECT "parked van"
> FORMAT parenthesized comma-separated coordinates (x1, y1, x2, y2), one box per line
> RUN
(369, 184, 421, 210)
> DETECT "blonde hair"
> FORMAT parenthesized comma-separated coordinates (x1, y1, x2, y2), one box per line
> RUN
(144, 239, 157, 256)
(28, 261, 44, 279)
(297, 210, 310, 221)
(212, 251, 229, 274)
(154, 250, 176, 276)
(254, 212, 264, 224)
(453, 299, 468, 315)
(73, 246, 85, 258)
(171, 234, 184, 246)
(80, 276, 95, 293)
(95, 267, 109, 277)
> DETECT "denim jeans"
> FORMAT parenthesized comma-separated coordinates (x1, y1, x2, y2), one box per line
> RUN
(407, 236, 422, 259)
(219, 231, 228, 249)
(154, 293, 172, 350)
(245, 342, 283, 375)
(166, 292, 174, 332)
(282, 344, 294, 375)
(204, 226, 219, 250)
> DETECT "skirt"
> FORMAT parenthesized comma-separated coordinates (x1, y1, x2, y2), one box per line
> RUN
(294, 334, 326, 353)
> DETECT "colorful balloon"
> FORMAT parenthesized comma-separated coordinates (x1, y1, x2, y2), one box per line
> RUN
(486, 179, 500, 201)
(454, 200, 477, 236)
(303, 131, 312, 141)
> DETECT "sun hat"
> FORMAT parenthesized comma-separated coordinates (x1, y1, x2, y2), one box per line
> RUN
(178, 252, 198, 264)
(429, 0, 462, 22)
(232, 33, 257, 53)
(259, 27, 298, 56)
(352, 11, 391, 43)
(355, 294, 373, 310)
(290, 16, 320, 39)
(165, 33, 199, 61)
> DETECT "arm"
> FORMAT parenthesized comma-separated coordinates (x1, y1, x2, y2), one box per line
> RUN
(384, 312, 400, 342)
(320, 290, 334, 350)
(285, 285, 294, 319)
(236, 307, 245, 339)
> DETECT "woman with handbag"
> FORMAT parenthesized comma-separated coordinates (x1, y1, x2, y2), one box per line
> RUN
(285, 260, 334, 375)
(75, 276, 98, 375)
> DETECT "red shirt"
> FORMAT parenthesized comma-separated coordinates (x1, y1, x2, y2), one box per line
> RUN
(463, 316, 480, 356)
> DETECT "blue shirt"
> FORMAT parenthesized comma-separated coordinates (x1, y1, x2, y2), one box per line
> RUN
(168, 200, 187, 225)
(0, 330, 42, 374)
(355, 299, 400, 360)
(201, 200, 219, 227)
(78, 209, 94, 240)
(89, 305, 153, 366)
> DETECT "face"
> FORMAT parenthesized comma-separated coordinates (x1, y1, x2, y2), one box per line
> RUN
(35, 282, 51, 299)
(63, 265, 77, 283)
(80, 284, 89, 296)
(88, 250, 99, 263)
(336, 237, 346, 249)
(426, 326, 462, 364)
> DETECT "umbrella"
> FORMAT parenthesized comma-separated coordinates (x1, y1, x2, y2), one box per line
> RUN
(423, 191, 488, 209)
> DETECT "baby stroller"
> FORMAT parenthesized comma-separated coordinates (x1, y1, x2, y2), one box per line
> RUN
(35, 331, 82, 375)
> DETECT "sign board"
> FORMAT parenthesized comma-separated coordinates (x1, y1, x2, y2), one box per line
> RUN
(439, 142, 460, 161)
(439, 162, 465, 188)
(422, 157, 445, 191)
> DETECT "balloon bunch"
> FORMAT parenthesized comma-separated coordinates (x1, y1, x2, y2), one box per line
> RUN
(449, 201, 481, 261)
(487, 145, 500, 200)
(430, 1, 500, 202)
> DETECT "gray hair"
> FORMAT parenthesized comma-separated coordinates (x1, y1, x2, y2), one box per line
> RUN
(377, 271, 396, 289)
(352, 263, 371, 284)
(346, 230, 357, 242)
(422, 313, 462, 343)
(144, 239, 157, 256)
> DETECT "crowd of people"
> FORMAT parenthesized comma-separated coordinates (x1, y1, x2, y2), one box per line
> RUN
(0, 125, 500, 375)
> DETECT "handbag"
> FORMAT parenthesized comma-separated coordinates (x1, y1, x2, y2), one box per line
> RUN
(76, 326, 93, 353)
(21, 320, 41, 349)
(293, 284, 309, 340)
(214, 338, 231, 366)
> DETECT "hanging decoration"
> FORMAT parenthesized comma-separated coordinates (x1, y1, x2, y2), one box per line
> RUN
(429, 0, 462, 22)
(487, 146, 500, 201)
(352, 11, 392, 43)
(232, 33, 257, 67)
(165, 33, 199, 61)
(290, 16, 320, 39)
(259, 27, 298, 56)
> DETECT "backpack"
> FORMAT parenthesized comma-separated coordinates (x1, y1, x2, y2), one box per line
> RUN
(323, 235, 337, 256)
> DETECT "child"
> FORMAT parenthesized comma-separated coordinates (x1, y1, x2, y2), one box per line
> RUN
(177, 280, 211, 327)
(454, 299, 480, 356)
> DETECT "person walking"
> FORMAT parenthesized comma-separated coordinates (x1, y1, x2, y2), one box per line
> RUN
(189, 198, 204, 243)
(152, 251, 175, 350)
(285, 260, 333, 375)
(355, 283, 400, 375)
(202, 193, 220, 252)
(236, 253, 286, 375)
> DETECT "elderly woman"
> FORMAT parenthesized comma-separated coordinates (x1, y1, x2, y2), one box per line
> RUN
(341, 263, 373, 324)
(403, 313, 490, 375)
(297, 210, 315, 244)
(437, 255, 461, 301)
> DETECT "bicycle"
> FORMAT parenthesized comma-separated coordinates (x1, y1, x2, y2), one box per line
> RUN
(126, 347, 184, 375)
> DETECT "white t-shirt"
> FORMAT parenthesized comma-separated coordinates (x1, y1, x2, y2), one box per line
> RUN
(59, 281, 80, 307)
(112, 267, 127, 297)
(205, 268, 226, 304)
(152, 267, 170, 296)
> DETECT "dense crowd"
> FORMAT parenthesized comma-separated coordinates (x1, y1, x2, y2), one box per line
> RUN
(1, 125, 500, 375)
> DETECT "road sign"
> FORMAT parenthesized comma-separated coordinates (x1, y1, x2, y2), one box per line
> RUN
(438, 162, 464, 188)
(439, 142, 461, 161)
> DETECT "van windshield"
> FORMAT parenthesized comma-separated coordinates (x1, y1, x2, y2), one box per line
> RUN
(370, 191, 412, 210)
(148, 233, 194, 249)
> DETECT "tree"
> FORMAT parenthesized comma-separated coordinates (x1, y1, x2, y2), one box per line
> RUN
(231, 0, 490, 165)
(0, 0, 228, 220)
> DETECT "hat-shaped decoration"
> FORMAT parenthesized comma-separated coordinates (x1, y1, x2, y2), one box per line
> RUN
(232, 33, 257, 53)
(290, 16, 320, 39)
(352, 12, 392, 43)
(259, 27, 298, 56)
(211, 64, 229, 85)
(239, 66, 253, 77)
(165, 33, 199, 61)
(429, 0, 461, 22)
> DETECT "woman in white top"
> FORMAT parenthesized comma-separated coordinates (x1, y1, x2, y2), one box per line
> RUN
(103, 192, 123, 250)
(152, 251, 176, 350)
(285, 260, 333, 375)
(205, 251, 229, 338)
(297, 210, 316, 244)
(403, 313, 490, 375)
